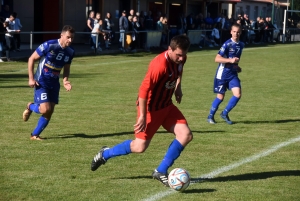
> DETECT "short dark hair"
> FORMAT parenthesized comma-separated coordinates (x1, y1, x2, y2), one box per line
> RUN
(62, 25, 75, 34)
(231, 23, 241, 31)
(12, 12, 17, 18)
(169, 35, 190, 51)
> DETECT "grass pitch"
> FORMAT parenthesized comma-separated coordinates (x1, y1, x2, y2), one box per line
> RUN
(0, 43, 300, 201)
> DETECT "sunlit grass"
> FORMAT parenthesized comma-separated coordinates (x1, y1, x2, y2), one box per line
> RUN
(0, 43, 299, 201)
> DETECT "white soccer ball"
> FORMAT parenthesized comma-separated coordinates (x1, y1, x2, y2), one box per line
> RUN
(168, 168, 191, 191)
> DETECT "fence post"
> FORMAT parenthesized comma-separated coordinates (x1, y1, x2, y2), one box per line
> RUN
(96, 34, 98, 49)
(30, 31, 33, 52)
(122, 31, 125, 49)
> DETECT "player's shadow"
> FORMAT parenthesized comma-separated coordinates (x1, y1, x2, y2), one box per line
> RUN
(115, 175, 217, 194)
(49, 130, 169, 139)
(181, 188, 216, 194)
(192, 170, 300, 183)
(49, 131, 136, 139)
(49, 130, 224, 139)
(236, 119, 300, 124)
(0, 74, 29, 88)
(192, 130, 225, 134)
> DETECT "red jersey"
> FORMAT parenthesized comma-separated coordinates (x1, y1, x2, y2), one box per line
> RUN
(137, 51, 186, 111)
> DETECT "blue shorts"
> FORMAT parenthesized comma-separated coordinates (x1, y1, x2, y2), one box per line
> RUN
(213, 76, 241, 94)
(34, 84, 60, 104)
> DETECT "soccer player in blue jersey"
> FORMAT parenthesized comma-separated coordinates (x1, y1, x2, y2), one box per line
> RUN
(207, 23, 244, 125)
(22, 25, 75, 140)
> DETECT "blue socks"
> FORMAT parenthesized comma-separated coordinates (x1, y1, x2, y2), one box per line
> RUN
(103, 140, 132, 160)
(32, 116, 49, 136)
(157, 139, 184, 174)
(101, 139, 184, 174)
(29, 103, 41, 114)
(223, 96, 240, 115)
(208, 97, 223, 117)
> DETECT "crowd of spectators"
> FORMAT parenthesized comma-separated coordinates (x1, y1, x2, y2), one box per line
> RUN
(85, 9, 169, 52)
(85, 8, 283, 52)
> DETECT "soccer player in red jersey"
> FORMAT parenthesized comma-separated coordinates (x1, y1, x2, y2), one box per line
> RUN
(91, 35, 192, 187)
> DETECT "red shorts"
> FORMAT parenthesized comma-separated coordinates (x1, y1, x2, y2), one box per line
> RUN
(135, 104, 187, 140)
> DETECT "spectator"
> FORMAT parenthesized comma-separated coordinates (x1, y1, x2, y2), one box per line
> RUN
(144, 11, 153, 30)
(176, 13, 185, 35)
(103, 12, 115, 49)
(129, 9, 135, 18)
(205, 23, 212, 39)
(12, 12, 22, 51)
(254, 16, 261, 43)
(87, 10, 95, 31)
(214, 13, 222, 24)
(266, 17, 275, 42)
(199, 33, 214, 48)
(186, 13, 195, 31)
(5, 13, 17, 51)
(242, 14, 251, 43)
(204, 12, 214, 29)
(130, 15, 140, 52)
(222, 14, 231, 43)
(218, 13, 225, 29)
(91, 13, 103, 52)
(157, 16, 163, 31)
(211, 22, 221, 46)
(258, 18, 266, 43)
(86, 10, 95, 49)
(138, 11, 145, 29)
(161, 17, 168, 47)
(199, 22, 206, 30)
(119, 10, 128, 51)
(126, 15, 133, 51)
(157, 16, 167, 48)
(3, 21, 19, 61)
(138, 11, 146, 49)
(136, 12, 140, 22)
(153, 11, 161, 30)
(0, 18, 5, 62)
(195, 13, 204, 30)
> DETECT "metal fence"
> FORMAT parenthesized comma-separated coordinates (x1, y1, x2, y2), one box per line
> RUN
(11, 28, 300, 52)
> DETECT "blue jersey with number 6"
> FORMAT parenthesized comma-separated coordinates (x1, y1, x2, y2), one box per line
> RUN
(34, 39, 75, 88)
(215, 38, 244, 80)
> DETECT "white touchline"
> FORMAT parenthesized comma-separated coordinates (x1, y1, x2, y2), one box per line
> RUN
(141, 135, 300, 201)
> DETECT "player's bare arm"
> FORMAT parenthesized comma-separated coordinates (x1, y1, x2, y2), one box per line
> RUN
(174, 76, 183, 104)
(27, 51, 40, 87)
(215, 54, 239, 64)
(134, 97, 147, 133)
(63, 64, 72, 91)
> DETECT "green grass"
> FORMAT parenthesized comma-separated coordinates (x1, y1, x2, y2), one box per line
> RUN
(1, 43, 300, 201)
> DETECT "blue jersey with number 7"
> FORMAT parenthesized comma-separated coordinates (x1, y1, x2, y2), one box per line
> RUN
(215, 38, 244, 80)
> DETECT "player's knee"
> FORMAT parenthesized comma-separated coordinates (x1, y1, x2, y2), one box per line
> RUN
(39, 106, 54, 116)
(131, 145, 147, 153)
(235, 94, 241, 99)
(185, 132, 193, 143)
(176, 131, 193, 146)
(217, 94, 225, 100)
(130, 140, 149, 153)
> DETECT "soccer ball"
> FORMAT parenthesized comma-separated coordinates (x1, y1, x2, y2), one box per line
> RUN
(168, 168, 191, 191)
